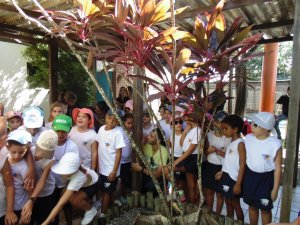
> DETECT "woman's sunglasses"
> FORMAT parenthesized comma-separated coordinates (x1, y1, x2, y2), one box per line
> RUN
(171, 120, 183, 125)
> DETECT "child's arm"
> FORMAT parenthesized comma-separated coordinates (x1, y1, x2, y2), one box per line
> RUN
(1, 159, 18, 225)
(233, 142, 246, 195)
(108, 148, 122, 182)
(21, 161, 55, 222)
(42, 189, 74, 225)
(271, 148, 282, 202)
(179, 124, 192, 147)
(91, 141, 98, 171)
(24, 147, 35, 192)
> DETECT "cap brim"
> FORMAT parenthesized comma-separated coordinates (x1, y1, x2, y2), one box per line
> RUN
(52, 125, 71, 132)
(246, 114, 272, 130)
(51, 162, 77, 175)
(24, 118, 43, 129)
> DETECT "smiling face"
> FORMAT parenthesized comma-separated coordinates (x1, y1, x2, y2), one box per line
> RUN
(76, 112, 90, 129)
(105, 114, 118, 130)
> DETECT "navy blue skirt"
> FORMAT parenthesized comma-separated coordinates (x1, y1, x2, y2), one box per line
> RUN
(243, 166, 274, 210)
(177, 154, 198, 174)
(202, 161, 222, 192)
(219, 172, 241, 199)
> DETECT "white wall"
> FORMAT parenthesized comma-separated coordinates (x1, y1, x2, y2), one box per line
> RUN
(0, 42, 49, 117)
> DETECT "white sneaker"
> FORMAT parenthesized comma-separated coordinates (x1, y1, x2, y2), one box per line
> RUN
(81, 207, 97, 225)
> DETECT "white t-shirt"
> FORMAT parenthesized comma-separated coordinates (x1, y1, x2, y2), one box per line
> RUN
(119, 127, 132, 164)
(222, 138, 244, 181)
(169, 133, 183, 157)
(245, 134, 281, 173)
(207, 131, 231, 165)
(0, 147, 9, 217)
(66, 166, 98, 191)
(143, 124, 154, 136)
(97, 125, 125, 176)
(45, 122, 52, 130)
(182, 127, 201, 155)
(9, 159, 29, 211)
(69, 126, 97, 168)
(31, 147, 55, 197)
(159, 120, 171, 140)
(53, 139, 79, 188)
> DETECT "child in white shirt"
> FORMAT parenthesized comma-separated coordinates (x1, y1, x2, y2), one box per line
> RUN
(97, 109, 125, 216)
(215, 114, 246, 222)
(69, 108, 98, 170)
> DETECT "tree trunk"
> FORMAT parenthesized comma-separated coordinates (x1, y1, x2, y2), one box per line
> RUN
(234, 63, 247, 117)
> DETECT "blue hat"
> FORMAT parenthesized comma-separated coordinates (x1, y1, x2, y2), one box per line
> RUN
(7, 129, 32, 145)
(165, 105, 172, 113)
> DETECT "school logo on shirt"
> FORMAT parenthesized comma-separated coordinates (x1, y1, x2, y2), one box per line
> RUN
(188, 139, 192, 143)
(260, 198, 269, 206)
(261, 154, 270, 160)
(223, 185, 230, 192)
(105, 143, 110, 147)
(229, 149, 233, 154)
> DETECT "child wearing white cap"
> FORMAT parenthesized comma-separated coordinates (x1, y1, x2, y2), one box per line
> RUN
(20, 130, 59, 225)
(243, 112, 282, 225)
(6, 129, 33, 224)
(44, 152, 100, 225)
(0, 117, 18, 225)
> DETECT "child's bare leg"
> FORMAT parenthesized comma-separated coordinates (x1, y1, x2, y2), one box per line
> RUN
(204, 188, 215, 211)
(225, 198, 234, 218)
(69, 191, 93, 211)
(261, 209, 272, 225)
(186, 172, 197, 203)
(101, 192, 110, 213)
(216, 192, 224, 215)
(249, 206, 259, 225)
(232, 198, 244, 222)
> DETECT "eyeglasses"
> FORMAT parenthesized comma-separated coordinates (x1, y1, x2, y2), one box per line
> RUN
(171, 120, 183, 125)
(251, 123, 259, 128)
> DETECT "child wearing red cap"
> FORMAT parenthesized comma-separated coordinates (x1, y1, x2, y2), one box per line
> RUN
(69, 108, 98, 171)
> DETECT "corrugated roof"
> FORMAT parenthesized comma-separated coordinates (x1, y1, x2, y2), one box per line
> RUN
(0, 0, 294, 45)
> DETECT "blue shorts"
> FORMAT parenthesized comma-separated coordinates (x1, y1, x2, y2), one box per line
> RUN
(81, 175, 101, 198)
(243, 166, 274, 210)
(177, 154, 198, 174)
(99, 174, 118, 193)
(202, 161, 222, 192)
(121, 162, 132, 189)
(219, 172, 241, 199)
(174, 157, 186, 181)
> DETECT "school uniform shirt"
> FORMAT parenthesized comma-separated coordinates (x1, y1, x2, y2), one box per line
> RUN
(119, 127, 132, 164)
(66, 166, 98, 191)
(222, 138, 244, 181)
(31, 147, 55, 197)
(69, 126, 97, 168)
(144, 144, 169, 170)
(159, 120, 171, 140)
(245, 134, 281, 173)
(207, 131, 231, 165)
(0, 147, 9, 217)
(143, 124, 154, 136)
(169, 133, 183, 158)
(97, 125, 126, 177)
(53, 139, 79, 188)
(182, 127, 201, 155)
(9, 159, 29, 211)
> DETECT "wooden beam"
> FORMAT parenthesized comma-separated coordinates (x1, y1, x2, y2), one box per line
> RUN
(176, 0, 273, 20)
(243, 19, 294, 31)
(0, 31, 49, 44)
(0, 23, 46, 36)
(258, 36, 293, 44)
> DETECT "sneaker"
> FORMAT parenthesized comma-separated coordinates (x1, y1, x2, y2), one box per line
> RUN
(81, 207, 97, 225)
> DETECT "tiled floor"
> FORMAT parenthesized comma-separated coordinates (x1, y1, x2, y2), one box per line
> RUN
(212, 185, 300, 225)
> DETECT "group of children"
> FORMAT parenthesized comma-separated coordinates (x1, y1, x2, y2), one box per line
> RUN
(0, 99, 284, 225)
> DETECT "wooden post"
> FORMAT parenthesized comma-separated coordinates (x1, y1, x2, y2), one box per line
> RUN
(154, 198, 161, 213)
(225, 216, 234, 225)
(131, 67, 143, 191)
(217, 215, 225, 225)
(260, 43, 279, 112)
(280, 1, 300, 222)
(146, 191, 154, 210)
(132, 191, 140, 207)
(113, 204, 120, 217)
(127, 194, 134, 209)
(48, 38, 59, 103)
(140, 194, 146, 208)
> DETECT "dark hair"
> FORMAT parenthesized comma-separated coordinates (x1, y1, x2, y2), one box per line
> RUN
(222, 114, 244, 133)
(96, 101, 109, 113)
(122, 113, 133, 122)
(7, 140, 26, 147)
(153, 128, 166, 147)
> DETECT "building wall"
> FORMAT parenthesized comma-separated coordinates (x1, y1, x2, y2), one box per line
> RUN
(0, 42, 49, 117)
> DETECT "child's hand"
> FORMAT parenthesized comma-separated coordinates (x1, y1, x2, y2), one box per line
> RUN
(271, 189, 278, 202)
(183, 124, 192, 133)
(233, 183, 241, 195)
(131, 162, 142, 172)
(215, 171, 223, 180)
(207, 146, 216, 154)
(24, 171, 35, 192)
(20, 200, 33, 224)
(5, 210, 18, 225)
(108, 171, 117, 182)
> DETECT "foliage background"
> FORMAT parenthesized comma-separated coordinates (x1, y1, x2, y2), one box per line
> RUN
(22, 44, 95, 106)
